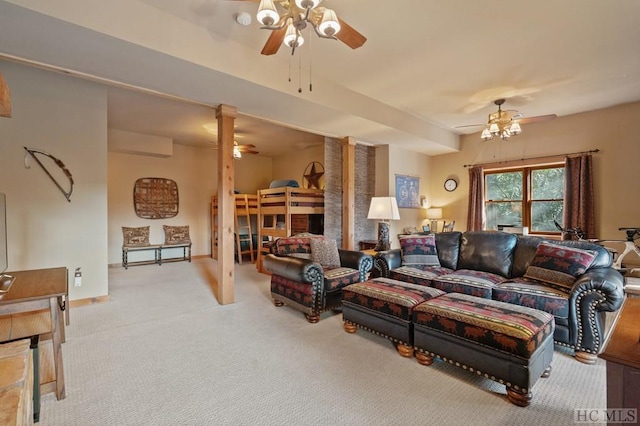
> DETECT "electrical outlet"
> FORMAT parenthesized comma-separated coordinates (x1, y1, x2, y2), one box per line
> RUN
(74, 267, 82, 287)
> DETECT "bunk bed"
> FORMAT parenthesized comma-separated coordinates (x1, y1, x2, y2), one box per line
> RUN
(256, 186, 324, 273)
(211, 194, 259, 264)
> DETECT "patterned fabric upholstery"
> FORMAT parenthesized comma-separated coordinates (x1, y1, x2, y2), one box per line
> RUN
(493, 278, 570, 318)
(400, 235, 440, 267)
(523, 242, 597, 290)
(390, 266, 452, 287)
(431, 269, 507, 299)
(163, 225, 191, 245)
(270, 236, 323, 257)
(122, 226, 150, 247)
(323, 267, 361, 291)
(413, 293, 555, 358)
(343, 278, 445, 321)
(271, 274, 315, 310)
(310, 238, 340, 267)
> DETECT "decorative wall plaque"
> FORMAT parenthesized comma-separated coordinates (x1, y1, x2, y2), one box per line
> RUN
(133, 177, 179, 219)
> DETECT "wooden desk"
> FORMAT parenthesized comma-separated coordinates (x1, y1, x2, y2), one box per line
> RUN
(0, 267, 67, 400)
(599, 297, 640, 414)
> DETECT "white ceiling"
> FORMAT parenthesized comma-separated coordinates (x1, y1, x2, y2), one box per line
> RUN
(1, 0, 639, 157)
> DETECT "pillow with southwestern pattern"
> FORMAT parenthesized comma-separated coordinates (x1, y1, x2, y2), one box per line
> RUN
(122, 226, 150, 247)
(310, 238, 341, 267)
(523, 242, 597, 290)
(163, 225, 191, 245)
(400, 234, 440, 267)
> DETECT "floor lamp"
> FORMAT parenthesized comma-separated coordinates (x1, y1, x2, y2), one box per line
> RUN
(367, 197, 400, 251)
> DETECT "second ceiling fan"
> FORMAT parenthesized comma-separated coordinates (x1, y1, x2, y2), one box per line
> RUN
(456, 99, 557, 141)
(231, 0, 366, 55)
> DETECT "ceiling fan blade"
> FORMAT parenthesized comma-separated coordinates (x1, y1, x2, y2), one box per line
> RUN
(239, 144, 256, 149)
(335, 18, 366, 49)
(517, 114, 557, 124)
(261, 27, 287, 55)
(239, 148, 259, 154)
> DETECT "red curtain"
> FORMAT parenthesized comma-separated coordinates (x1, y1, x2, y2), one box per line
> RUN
(563, 154, 595, 239)
(466, 166, 484, 231)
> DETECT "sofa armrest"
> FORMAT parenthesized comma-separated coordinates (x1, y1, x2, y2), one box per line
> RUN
(374, 249, 402, 278)
(263, 254, 323, 284)
(568, 267, 625, 354)
(339, 249, 374, 281)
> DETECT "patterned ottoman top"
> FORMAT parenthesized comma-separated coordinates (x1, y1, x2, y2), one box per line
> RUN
(413, 293, 555, 357)
(345, 278, 445, 308)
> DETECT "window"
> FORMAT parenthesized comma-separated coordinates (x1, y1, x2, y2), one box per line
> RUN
(484, 165, 564, 234)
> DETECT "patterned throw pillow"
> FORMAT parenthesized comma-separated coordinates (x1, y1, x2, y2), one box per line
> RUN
(400, 234, 440, 267)
(310, 238, 341, 267)
(163, 225, 191, 245)
(524, 242, 597, 290)
(122, 226, 150, 247)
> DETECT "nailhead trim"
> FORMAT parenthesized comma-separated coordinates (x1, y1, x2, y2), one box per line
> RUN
(417, 349, 527, 392)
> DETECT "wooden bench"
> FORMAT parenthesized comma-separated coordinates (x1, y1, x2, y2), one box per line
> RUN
(122, 243, 192, 269)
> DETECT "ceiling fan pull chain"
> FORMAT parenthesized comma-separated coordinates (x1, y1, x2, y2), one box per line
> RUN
(298, 48, 302, 93)
(309, 30, 313, 92)
(288, 55, 292, 83)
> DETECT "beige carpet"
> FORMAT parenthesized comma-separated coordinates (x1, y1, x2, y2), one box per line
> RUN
(38, 258, 607, 425)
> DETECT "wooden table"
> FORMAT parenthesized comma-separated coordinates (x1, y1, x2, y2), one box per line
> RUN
(0, 267, 67, 400)
(599, 297, 640, 415)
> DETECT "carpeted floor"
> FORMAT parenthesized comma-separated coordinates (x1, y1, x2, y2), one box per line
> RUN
(38, 258, 607, 425)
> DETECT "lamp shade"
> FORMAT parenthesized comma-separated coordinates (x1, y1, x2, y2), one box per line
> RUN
(367, 197, 400, 220)
(426, 208, 443, 220)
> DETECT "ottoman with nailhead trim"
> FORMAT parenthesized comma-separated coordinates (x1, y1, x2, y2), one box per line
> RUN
(412, 292, 554, 407)
(342, 278, 445, 357)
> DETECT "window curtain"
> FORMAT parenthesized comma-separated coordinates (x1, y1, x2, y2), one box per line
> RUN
(466, 166, 484, 231)
(563, 154, 595, 240)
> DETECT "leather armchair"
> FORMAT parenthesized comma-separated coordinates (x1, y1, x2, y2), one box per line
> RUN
(264, 236, 373, 323)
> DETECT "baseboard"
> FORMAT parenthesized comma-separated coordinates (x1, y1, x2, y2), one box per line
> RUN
(69, 295, 110, 308)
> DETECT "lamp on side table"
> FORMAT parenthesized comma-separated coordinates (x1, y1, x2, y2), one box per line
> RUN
(367, 197, 400, 251)
(426, 208, 443, 233)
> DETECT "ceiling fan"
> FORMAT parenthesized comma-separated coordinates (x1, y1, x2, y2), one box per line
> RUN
(456, 99, 557, 141)
(212, 141, 259, 159)
(231, 0, 366, 55)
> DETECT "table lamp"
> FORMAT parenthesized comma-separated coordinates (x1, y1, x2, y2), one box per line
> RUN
(367, 197, 400, 251)
(426, 208, 443, 233)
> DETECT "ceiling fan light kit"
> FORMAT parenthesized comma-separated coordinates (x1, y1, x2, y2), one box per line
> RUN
(481, 99, 524, 141)
(254, 0, 365, 55)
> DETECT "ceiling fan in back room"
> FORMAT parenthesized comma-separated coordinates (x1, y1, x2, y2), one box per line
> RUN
(456, 99, 557, 141)
(212, 141, 259, 159)
(231, 0, 367, 55)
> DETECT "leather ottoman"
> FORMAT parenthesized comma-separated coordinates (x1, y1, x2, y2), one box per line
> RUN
(412, 292, 554, 406)
(342, 278, 445, 357)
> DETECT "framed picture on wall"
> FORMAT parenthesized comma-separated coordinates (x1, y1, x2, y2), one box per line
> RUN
(395, 174, 420, 208)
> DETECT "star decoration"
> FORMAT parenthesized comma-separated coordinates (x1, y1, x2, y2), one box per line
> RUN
(304, 162, 324, 189)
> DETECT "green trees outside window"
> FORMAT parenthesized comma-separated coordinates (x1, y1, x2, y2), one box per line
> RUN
(485, 165, 564, 233)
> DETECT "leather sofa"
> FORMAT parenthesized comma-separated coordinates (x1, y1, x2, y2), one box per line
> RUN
(264, 235, 373, 323)
(375, 231, 625, 363)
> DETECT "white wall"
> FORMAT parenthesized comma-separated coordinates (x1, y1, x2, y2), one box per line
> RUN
(271, 144, 324, 186)
(375, 145, 433, 249)
(0, 61, 108, 300)
(107, 144, 218, 263)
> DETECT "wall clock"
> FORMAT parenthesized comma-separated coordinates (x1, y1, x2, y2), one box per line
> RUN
(444, 178, 458, 192)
